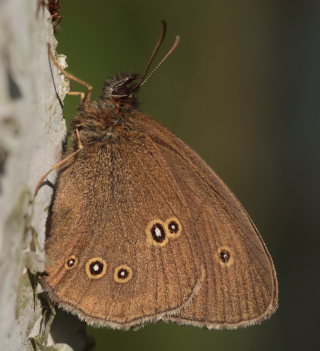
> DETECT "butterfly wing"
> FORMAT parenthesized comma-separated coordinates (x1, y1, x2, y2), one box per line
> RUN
(43, 110, 277, 330)
(43, 140, 204, 329)
(133, 112, 278, 328)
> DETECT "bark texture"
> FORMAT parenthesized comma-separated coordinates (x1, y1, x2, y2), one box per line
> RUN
(0, 0, 68, 349)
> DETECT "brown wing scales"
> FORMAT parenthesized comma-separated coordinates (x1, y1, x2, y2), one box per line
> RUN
(43, 112, 277, 329)
(43, 141, 203, 328)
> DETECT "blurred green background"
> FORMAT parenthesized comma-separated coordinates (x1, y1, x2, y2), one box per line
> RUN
(53, 0, 320, 350)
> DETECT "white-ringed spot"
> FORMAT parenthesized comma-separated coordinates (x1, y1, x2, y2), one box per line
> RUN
(165, 217, 182, 238)
(85, 257, 107, 279)
(114, 265, 133, 283)
(65, 255, 78, 270)
(146, 219, 169, 247)
(217, 246, 234, 267)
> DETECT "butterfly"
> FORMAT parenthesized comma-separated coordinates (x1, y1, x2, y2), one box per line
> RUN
(39, 22, 278, 330)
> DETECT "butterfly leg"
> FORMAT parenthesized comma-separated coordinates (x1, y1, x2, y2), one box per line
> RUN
(35, 47, 88, 196)
(34, 128, 83, 196)
(47, 44, 93, 103)
(67, 91, 86, 101)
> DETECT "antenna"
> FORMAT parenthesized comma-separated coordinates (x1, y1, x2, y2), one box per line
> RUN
(138, 20, 167, 85)
(135, 21, 180, 89)
(139, 35, 180, 88)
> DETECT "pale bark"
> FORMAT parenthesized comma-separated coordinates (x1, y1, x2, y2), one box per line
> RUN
(0, 0, 70, 349)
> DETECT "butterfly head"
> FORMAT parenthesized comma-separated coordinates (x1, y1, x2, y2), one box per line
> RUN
(72, 73, 141, 147)
(100, 72, 140, 107)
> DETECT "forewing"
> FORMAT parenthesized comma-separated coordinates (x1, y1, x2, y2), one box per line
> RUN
(133, 112, 278, 328)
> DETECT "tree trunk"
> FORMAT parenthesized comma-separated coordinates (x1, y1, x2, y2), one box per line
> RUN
(0, 0, 76, 349)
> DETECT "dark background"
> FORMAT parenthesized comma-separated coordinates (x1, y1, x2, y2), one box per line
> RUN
(53, 1, 320, 350)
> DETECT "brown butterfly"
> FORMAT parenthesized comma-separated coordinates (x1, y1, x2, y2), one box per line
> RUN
(40, 22, 278, 330)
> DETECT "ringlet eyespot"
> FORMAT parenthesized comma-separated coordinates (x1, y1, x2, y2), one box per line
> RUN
(40, 22, 278, 330)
